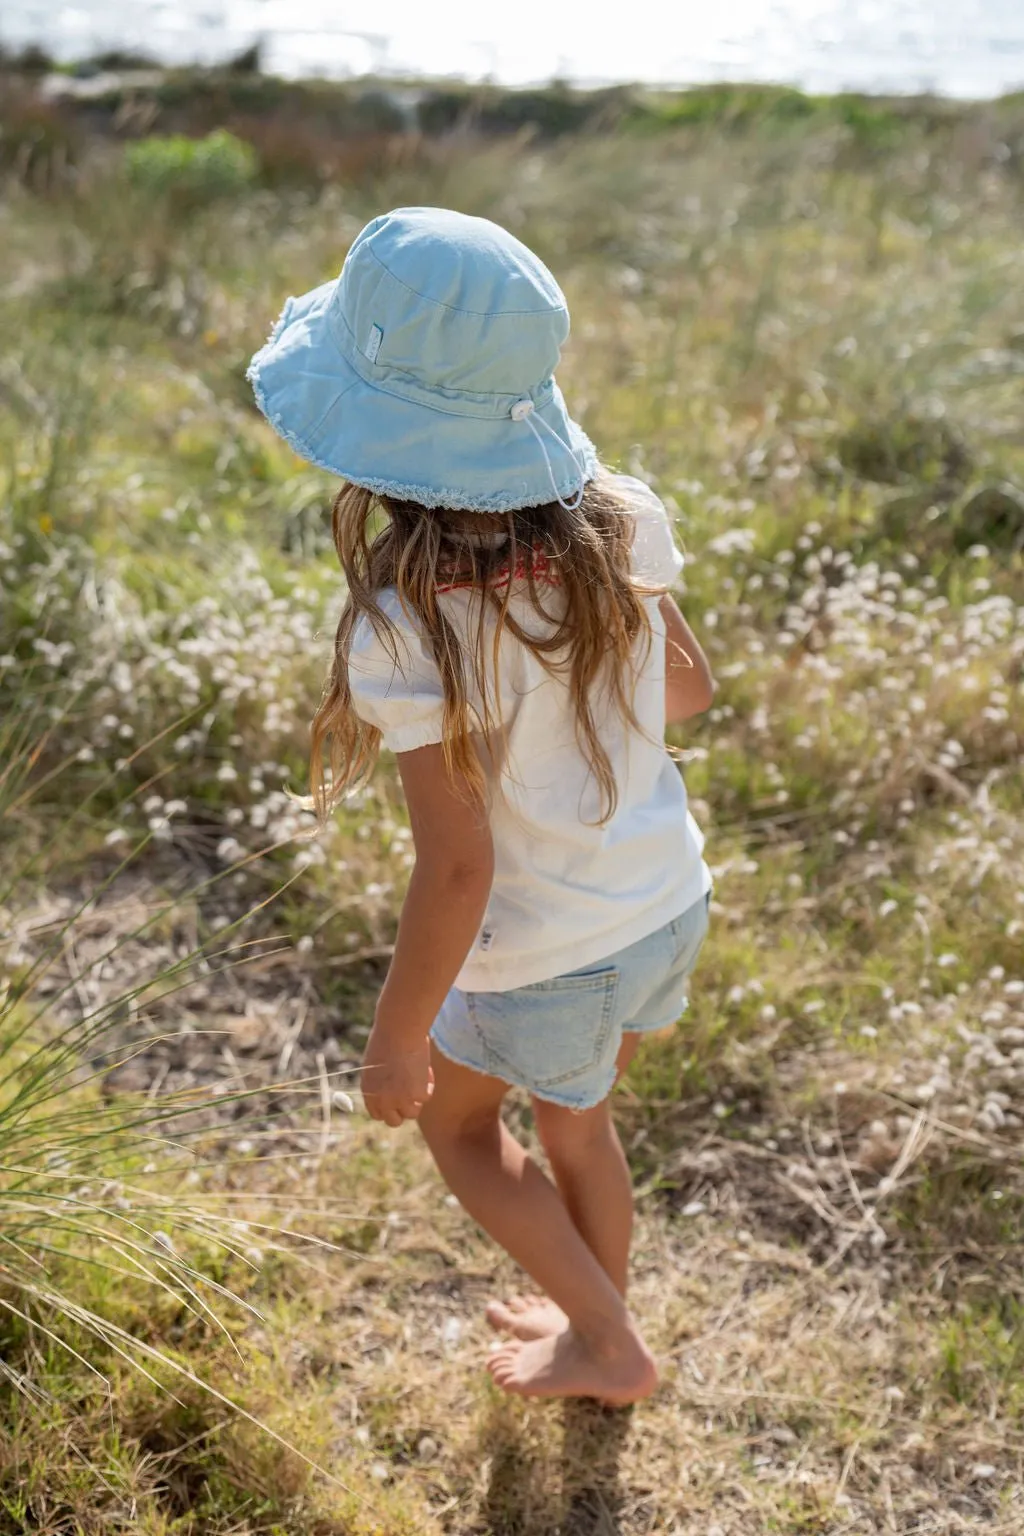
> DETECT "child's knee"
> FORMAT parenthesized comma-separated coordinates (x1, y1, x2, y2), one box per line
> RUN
(532, 1096, 611, 1165)
(420, 1095, 500, 1152)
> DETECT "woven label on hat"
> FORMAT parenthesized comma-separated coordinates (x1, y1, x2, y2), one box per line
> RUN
(364, 325, 383, 364)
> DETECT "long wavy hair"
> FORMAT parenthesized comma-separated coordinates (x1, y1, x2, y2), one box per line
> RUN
(310, 474, 662, 824)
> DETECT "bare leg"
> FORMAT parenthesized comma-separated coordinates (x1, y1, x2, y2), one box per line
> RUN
(419, 1043, 656, 1403)
(487, 1033, 642, 1342)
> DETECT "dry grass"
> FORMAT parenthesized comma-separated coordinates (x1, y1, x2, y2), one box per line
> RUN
(1, 80, 1023, 1534)
(9, 1113, 1018, 1533)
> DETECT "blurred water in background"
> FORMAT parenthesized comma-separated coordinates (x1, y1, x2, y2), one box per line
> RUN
(4, 0, 1024, 96)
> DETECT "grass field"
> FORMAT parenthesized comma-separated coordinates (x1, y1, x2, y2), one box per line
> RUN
(2, 69, 1024, 1533)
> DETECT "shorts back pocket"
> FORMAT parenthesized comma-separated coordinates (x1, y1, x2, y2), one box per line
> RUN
(467, 968, 619, 1091)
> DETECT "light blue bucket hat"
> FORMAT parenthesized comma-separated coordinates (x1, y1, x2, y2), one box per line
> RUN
(247, 206, 599, 513)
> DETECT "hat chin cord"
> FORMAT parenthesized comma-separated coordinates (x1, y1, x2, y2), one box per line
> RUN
(510, 399, 587, 513)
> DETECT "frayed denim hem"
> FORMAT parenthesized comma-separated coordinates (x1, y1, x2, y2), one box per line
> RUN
(429, 1028, 616, 1113)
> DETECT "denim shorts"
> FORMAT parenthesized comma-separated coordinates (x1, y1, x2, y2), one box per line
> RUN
(431, 893, 710, 1111)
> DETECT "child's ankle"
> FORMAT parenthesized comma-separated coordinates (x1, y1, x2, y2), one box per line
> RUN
(572, 1309, 641, 1358)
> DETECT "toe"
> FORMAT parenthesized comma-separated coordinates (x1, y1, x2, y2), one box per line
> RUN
(485, 1301, 514, 1332)
(488, 1355, 515, 1386)
(491, 1362, 521, 1393)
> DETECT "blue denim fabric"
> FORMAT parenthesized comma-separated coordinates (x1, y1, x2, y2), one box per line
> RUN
(431, 894, 710, 1110)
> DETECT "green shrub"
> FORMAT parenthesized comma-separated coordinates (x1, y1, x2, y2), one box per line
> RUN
(630, 83, 818, 132)
(836, 412, 972, 489)
(123, 129, 257, 204)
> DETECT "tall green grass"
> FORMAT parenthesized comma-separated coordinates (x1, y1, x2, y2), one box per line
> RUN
(0, 669, 387, 1507)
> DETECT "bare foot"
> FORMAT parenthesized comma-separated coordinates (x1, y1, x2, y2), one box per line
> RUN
(485, 1294, 568, 1341)
(487, 1324, 657, 1405)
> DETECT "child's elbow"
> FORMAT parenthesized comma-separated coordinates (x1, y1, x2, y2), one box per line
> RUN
(428, 841, 495, 892)
(690, 671, 716, 716)
(447, 851, 495, 890)
(667, 672, 715, 724)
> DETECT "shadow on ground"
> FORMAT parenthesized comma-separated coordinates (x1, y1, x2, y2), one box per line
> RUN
(482, 1397, 632, 1534)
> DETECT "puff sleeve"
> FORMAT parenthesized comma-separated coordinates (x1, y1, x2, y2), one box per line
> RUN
(347, 610, 446, 754)
(618, 475, 685, 587)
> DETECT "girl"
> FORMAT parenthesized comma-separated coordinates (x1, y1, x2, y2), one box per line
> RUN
(249, 207, 714, 1405)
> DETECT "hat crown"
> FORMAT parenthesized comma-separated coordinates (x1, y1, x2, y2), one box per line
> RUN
(332, 207, 570, 398)
(247, 206, 599, 512)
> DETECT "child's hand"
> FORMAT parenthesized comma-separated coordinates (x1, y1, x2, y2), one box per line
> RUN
(360, 1021, 434, 1127)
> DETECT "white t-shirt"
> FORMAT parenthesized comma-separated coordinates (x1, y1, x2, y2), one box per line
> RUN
(347, 474, 710, 991)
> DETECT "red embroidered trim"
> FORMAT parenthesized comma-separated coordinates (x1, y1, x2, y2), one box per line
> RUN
(436, 549, 562, 595)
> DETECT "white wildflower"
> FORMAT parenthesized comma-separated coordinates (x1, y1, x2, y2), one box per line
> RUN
(707, 528, 756, 558)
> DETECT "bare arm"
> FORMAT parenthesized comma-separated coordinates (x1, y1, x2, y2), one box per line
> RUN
(660, 594, 715, 725)
(361, 743, 494, 1126)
